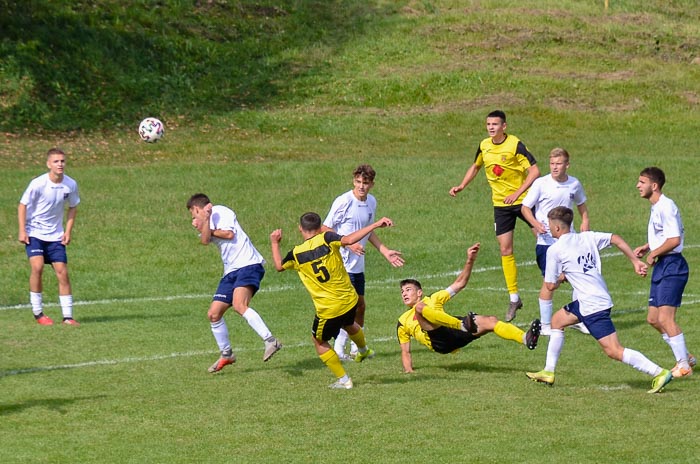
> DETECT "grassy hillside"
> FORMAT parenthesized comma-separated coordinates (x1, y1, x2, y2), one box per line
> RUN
(1, 0, 698, 132)
(0, 0, 396, 130)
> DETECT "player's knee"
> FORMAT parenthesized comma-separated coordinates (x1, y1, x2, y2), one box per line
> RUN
(646, 314, 659, 327)
(207, 308, 225, 322)
(477, 315, 498, 331)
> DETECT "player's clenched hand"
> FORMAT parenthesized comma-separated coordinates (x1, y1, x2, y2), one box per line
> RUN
(374, 217, 394, 228)
(270, 229, 283, 243)
(467, 242, 480, 262)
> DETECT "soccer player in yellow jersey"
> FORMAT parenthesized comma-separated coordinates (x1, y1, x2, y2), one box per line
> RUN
(270, 212, 395, 389)
(449, 110, 540, 322)
(397, 243, 541, 373)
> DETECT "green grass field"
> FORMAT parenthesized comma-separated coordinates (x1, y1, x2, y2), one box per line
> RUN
(2, 1, 699, 463)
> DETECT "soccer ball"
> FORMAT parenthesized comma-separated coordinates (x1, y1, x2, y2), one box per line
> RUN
(138, 117, 164, 143)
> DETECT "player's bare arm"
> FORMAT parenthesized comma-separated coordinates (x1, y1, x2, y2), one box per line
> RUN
(17, 203, 29, 244)
(340, 217, 394, 247)
(644, 236, 681, 266)
(521, 205, 546, 235)
(368, 232, 404, 267)
(633, 243, 650, 258)
(449, 242, 480, 294)
(504, 164, 541, 205)
(449, 163, 480, 197)
(62, 206, 77, 246)
(400, 341, 414, 373)
(269, 229, 284, 271)
(611, 234, 648, 277)
(577, 203, 590, 232)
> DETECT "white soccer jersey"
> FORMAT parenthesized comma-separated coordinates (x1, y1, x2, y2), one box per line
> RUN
(648, 194, 684, 254)
(209, 205, 264, 275)
(20, 173, 80, 241)
(522, 174, 587, 245)
(545, 231, 613, 316)
(323, 190, 377, 273)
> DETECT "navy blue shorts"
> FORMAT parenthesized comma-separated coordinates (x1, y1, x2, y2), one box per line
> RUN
(493, 205, 532, 236)
(535, 244, 550, 276)
(25, 237, 67, 264)
(649, 254, 688, 308)
(563, 300, 616, 340)
(348, 272, 365, 296)
(212, 263, 265, 304)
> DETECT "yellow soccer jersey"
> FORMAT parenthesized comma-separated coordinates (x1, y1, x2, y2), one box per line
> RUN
(474, 134, 536, 207)
(396, 289, 452, 350)
(282, 231, 358, 319)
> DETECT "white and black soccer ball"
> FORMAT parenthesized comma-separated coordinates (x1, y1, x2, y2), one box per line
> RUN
(138, 117, 164, 143)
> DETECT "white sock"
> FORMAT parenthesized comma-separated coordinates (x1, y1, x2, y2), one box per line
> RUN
(30, 292, 43, 316)
(662, 333, 671, 345)
(539, 298, 553, 325)
(210, 319, 231, 353)
(510, 293, 520, 303)
(622, 348, 662, 377)
(60, 294, 73, 319)
(334, 329, 349, 356)
(668, 333, 690, 365)
(242, 308, 272, 340)
(544, 329, 565, 372)
(339, 374, 350, 383)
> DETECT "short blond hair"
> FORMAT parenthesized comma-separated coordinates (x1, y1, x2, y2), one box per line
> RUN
(549, 147, 569, 162)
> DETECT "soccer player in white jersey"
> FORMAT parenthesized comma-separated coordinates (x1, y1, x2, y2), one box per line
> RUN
(323, 165, 404, 360)
(18, 148, 80, 326)
(187, 193, 281, 373)
(525, 206, 674, 393)
(521, 148, 589, 335)
(634, 167, 694, 378)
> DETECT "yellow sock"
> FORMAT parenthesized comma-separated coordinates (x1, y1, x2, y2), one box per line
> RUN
(494, 321, 525, 344)
(348, 328, 367, 350)
(319, 349, 346, 378)
(421, 306, 462, 330)
(501, 254, 518, 294)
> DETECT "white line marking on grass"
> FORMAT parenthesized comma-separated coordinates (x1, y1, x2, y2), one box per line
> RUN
(0, 336, 399, 378)
(595, 384, 632, 391)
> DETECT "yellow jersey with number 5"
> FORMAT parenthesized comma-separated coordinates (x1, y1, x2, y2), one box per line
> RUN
(282, 231, 358, 318)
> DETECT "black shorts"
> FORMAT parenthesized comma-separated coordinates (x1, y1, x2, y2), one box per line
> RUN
(428, 321, 478, 354)
(493, 204, 532, 236)
(312, 305, 358, 343)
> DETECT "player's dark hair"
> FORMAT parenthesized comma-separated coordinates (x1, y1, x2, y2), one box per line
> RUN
(547, 206, 574, 227)
(187, 193, 211, 210)
(640, 167, 665, 189)
(47, 147, 65, 158)
(353, 164, 376, 182)
(400, 278, 422, 290)
(487, 110, 506, 122)
(300, 212, 322, 231)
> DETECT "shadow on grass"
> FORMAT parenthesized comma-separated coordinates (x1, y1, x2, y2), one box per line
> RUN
(77, 311, 189, 324)
(439, 361, 524, 374)
(282, 356, 325, 378)
(0, 395, 107, 416)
